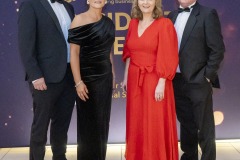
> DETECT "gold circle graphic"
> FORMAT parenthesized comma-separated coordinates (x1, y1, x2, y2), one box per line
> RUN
(214, 111, 224, 125)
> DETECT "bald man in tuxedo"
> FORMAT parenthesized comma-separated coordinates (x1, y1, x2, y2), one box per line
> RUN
(168, 0, 225, 159)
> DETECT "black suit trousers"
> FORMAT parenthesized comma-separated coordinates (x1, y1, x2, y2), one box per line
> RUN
(29, 66, 76, 160)
(173, 73, 216, 160)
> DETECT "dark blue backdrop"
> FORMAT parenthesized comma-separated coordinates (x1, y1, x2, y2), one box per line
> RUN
(0, 0, 239, 147)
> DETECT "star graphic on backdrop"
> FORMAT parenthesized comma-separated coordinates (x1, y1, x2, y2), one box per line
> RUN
(15, 1, 19, 12)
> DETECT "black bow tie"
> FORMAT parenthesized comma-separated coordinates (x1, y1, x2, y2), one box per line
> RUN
(178, 7, 191, 13)
(50, 0, 64, 4)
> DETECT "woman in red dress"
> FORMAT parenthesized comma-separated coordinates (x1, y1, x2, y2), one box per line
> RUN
(122, 0, 179, 159)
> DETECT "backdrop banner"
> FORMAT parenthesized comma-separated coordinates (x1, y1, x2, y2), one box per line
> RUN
(0, 0, 239, 147)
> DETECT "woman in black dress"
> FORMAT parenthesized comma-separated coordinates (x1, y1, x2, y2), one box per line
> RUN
(68, 0, 115, 159)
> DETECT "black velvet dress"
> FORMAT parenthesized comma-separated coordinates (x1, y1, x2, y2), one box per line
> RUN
(68, 15, 115, 160)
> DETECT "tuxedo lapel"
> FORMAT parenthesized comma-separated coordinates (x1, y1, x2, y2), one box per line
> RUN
(40, 0, 65, 39)
(179, 3, 200, 53)
(170, 11, 179, 24)
(63, 2, 74, 20)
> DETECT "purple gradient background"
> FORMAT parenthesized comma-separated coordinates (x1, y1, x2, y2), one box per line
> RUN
(0, 0, 239, 147)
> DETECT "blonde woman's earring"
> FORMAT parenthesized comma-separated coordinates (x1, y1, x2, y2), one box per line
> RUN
(87, 0, 89, 4)
(105, 0, 107, 4)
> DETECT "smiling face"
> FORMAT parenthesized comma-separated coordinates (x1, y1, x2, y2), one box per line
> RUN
(138, 0, 156, 15)
(178, 0, 196, 8)
(131, 0, 163, 20)
(88, 0, 106, 9)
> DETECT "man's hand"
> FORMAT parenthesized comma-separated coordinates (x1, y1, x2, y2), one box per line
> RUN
(32, 77, 47, 90)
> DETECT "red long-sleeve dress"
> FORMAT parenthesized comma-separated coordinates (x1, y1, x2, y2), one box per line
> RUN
(123, 17, 179, 160)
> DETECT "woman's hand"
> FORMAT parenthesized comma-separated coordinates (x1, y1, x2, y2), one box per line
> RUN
(155, 78, 166, 101)
(121, 78, 127, 92)
(76, 81, 89, 101)
(112, 77, 116, 90)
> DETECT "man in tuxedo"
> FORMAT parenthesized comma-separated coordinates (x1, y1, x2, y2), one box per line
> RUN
(18, 0, 75, 159)
(168, 0, 225, 160)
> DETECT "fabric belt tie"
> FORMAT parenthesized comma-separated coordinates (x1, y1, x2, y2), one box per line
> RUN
(139, 66, 154, 86)
(131, 61, 154, 87)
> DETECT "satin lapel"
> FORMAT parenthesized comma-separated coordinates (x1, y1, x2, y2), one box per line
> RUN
(40, 0, 65, 39)
(179, 3, 200, 53)
(171, 11, 179, 24)
(63, 2, 74, 20)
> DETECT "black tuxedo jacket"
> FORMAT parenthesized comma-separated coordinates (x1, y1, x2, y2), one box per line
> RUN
(18, 0, 75, 83)
(168, 2, 225, 88)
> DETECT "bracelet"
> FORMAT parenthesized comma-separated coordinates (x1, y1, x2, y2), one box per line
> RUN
(75, 80, 83, 88)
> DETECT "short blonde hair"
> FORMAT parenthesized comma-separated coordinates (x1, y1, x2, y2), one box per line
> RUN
(131, 0, 163, 20)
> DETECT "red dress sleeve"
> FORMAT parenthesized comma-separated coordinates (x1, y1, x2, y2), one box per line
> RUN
(122, 19, 134, 62)
(156, 18, 179, 80)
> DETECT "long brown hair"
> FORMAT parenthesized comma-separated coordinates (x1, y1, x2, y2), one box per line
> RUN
(131, 0, 163, 20)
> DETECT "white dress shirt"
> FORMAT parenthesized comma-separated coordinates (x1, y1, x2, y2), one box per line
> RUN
(174, 2, 196, 73)
(48, 0, 71, 63)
